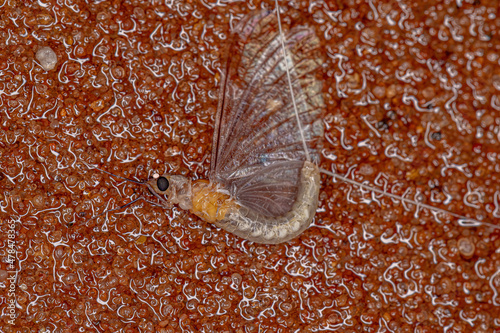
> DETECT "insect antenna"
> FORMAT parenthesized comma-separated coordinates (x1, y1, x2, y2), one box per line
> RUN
(77, 162, 164, 225)
(83, 162, 146, 185)
(83, 163, 170, 206)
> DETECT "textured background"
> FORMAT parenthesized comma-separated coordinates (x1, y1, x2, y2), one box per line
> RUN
(0, 0, 499, 332)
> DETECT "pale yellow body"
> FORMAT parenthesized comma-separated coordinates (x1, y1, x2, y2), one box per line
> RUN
(190, 180, 238, 223)
(147, 162, 320, 244)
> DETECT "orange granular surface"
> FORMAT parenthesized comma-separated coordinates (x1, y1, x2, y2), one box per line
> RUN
(1, 0, 500, 332)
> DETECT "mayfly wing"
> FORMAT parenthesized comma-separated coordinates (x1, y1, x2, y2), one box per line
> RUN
(210, 10, 325, 217)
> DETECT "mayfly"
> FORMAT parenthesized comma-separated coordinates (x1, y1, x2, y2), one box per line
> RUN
(146, 7, 326, 244)
(88, 3, 498, 244)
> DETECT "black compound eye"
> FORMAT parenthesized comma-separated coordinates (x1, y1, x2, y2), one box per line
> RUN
(157, 177, 169, 192)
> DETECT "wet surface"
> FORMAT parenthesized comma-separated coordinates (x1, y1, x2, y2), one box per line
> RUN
(0, 0, 500, 332)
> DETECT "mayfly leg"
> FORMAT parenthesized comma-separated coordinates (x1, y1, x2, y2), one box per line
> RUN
(81, 161, 145, 185)
(83, 196, 144, 224)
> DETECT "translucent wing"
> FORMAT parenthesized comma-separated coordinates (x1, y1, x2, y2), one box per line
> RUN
(210, 10, 325, 218)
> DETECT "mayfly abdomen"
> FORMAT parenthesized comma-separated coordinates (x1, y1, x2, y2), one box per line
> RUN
(215, 161, 321, 244)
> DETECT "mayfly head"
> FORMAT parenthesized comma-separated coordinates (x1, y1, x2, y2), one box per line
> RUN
(146, 174, 192, 211)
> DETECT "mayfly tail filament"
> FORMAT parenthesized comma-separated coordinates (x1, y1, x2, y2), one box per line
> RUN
(274, 0, 311, 162)
(320, 168, 500, 230)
